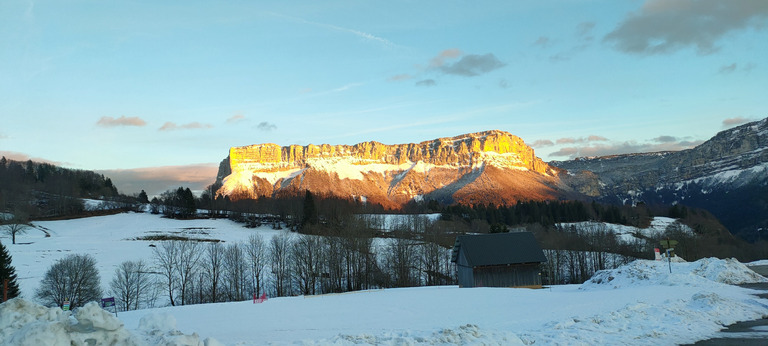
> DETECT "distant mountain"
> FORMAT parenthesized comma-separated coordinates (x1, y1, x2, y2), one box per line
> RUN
(214, 117, 768, 240)
(553, 117, 768, 240)
(214, 130, 574, 208)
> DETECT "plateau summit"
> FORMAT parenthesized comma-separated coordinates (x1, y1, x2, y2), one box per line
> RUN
(216, 130, 566, 208)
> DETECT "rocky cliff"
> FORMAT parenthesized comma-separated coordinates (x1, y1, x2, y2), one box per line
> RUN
(216, 130, 565, 207)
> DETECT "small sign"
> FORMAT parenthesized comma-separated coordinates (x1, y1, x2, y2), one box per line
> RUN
(101, 297, 115, 308)
(101, 297, 117, 316)
(660, 239, 678, 249)
(62, 300, 70, 311)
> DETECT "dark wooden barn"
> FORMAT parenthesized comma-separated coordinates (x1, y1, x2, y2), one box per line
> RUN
(451, 232, 547, 288)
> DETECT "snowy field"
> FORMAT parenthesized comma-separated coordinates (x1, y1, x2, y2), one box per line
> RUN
(558, 217, 694, 244)
(2, 213, 768, 345)
(5, 213, 286, 298)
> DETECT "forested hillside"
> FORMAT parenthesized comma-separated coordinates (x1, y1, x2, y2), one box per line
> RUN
(0, 157, 121, 219)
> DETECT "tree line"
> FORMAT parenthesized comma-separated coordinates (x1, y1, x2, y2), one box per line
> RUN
(0, 157, 121, 220)
(28, 226, 453, 311)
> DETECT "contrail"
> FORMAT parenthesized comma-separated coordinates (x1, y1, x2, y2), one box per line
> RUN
(267, 12, 399, 49)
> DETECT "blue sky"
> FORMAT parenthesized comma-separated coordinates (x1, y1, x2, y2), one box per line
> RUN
(1, 0, 766, 195)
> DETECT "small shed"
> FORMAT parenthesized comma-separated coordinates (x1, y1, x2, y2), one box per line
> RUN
(452, 232, 547, 288)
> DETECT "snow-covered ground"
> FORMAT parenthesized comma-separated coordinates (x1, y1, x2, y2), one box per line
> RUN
(2, 213, 768, 345)
(558, 216, 694, 244)
(6, 213, 286, 298)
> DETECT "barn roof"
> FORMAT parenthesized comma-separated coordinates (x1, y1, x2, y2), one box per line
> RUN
(451, 232, 547, 267)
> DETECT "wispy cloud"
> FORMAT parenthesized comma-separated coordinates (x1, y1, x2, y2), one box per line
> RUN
(722, 117, 755, 127)
(653, 135, 678, 143)
(718, 63, 738, 74)
(530, 139, 554, 147)
(577, 22, 596, 38)
(0, 150, 63, 165)
(718, 62, 757, 74)
(532, 36, 551, 48)
(548, 137, 703, 159)
(301, 82, 365, 98)
(388, 74, 413, 82)
(554, 135, 608, 145)
(429, 49, 463, 67)
(96, 115, 147, 127)
(97, 163, 219, 196)
(256, 122, 277, 132)
(415, 79, 436, 87)
(604, 0, 768, 55)
(159, 122, 213, 131)
(227, 114, 246, 123)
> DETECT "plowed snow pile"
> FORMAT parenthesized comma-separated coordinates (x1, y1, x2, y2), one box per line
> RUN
(582, 257, 768, 289)
(0, 299, 221, 346)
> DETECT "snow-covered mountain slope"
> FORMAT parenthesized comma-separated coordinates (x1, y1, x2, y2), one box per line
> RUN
(215, 130, 569, 207)
(554, 117, 768, 239)
(555, 117, 768, 192)
(558, 217, 694, 244)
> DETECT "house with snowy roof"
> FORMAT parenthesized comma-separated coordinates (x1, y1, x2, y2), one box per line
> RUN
(451, 232, 547, 288)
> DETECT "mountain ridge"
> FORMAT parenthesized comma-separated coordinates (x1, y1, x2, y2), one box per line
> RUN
(215, 130, 565, 207)
(214, 117, 768, 238)
(554, 117, 768, 239)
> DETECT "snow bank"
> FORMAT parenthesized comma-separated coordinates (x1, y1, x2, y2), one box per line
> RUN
(582, 257, 768, 289)
(747, 259, 768, 266)
(0, 299, 220, 346)
(323, 324, 526, 345)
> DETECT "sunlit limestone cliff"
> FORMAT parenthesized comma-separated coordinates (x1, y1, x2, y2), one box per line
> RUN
(216, 130, 567, 208)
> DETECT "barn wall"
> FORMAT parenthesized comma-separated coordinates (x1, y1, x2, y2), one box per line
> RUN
(456, 249, 474, 288)
(473, 264, 542, 288)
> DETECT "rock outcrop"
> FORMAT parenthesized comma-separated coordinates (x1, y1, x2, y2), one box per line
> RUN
(216, 130, 564, 207)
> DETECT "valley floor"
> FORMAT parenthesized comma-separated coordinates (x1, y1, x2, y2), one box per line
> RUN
(2, 213, 767, 345)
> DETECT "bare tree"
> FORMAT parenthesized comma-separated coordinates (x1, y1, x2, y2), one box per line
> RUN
(3, 213, 30, 245)
(36, 254, 102, 309)
(223, 243, 249, 301)
(176, 241, 201, 305)
(109, 259, 158, 311)
(322, 235, 345, 293)
(270, 232, 293, 297)
(203, 242, 224, 303)
(153, 241, 179, 306)
(386, 237, 419, 287)
(291, 234, 323, 295)
(245, 234, 267, 297)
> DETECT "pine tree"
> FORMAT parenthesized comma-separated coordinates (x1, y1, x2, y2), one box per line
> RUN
(138, 190, 149, 204)
(0, 240, 21, 300)
(302, 190, 318, 227)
